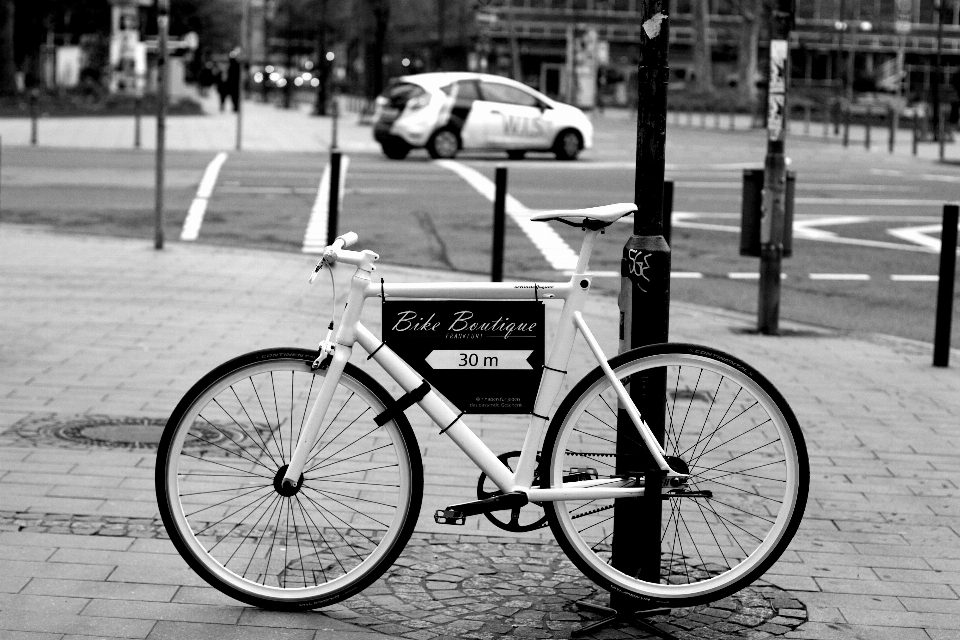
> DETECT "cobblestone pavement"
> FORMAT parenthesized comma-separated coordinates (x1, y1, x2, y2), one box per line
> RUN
(2, 226, 960, 640)
(0, 508, 806, 640)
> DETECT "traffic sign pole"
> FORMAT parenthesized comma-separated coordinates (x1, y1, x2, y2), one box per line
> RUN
(154, 0, 169, 251)
(757, 1, 794, 335)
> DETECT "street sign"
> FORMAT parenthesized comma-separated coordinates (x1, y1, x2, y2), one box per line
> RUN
(383, 301, 544, 413)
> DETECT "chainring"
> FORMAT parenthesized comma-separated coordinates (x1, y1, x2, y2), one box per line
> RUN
(476, 450, 548, 532)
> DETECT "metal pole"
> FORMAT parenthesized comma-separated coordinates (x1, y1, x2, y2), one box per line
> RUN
(888, 104, 896, 153)
(331, 93, 339, 150)
(939, 108, 946, 161)
(491, 166, 507, 282)
(237, 0, 248, 152)
(934, 204, 958, 367)
(154, 0, 169, 250)
(933, 0, 945, 142)
(29, 90, 37, 146)
(757, 0, 793, 335)
(614, 0, 671, 610)
(843, 106, 850, 146)
(326, 150, 342, 245)
(865, 106, 871, 150)
(662, 179, 674, 246)
(913, 111, 919, 155)
(134, 94, 142, 149)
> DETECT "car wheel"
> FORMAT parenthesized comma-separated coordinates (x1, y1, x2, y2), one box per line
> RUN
(382, 142, 410, 160)
(427, 128, 460, 159)
(554, 129, 582, 161)
(507, 150, 526, 160)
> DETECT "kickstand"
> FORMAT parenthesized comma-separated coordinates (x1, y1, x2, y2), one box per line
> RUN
(572, 600, 678, 639)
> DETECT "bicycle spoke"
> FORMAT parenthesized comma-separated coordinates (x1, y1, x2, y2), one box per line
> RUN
(230, 385, 282, 469)
(180, 452, 274, 481)
(307, 442, 394, 475)
(250, 376, 285, 465)
(301, 485, 391, 529)
(211, 398, 279, 470)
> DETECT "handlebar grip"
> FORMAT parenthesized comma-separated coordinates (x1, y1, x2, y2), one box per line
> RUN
(336, 232, 359, 249)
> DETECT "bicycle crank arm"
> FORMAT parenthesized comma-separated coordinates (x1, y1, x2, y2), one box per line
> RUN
(434, 491, 528, 525)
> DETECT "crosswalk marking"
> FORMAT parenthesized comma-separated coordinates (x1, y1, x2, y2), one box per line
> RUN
(302, 155, 350, 254)
(180, 152, 228, 241)
(436, 160, 579, 271)
(891, 274, 939, 282)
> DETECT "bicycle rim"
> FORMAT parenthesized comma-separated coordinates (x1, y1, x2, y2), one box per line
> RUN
(158, 352, 420, 608)
(544, 345, 807, 605)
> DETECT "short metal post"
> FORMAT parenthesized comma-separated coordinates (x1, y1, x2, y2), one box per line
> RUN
(939, 109, 946, 162)
(888, 105, 896, 154)
(686, 110, 693, 126)
(491, 165, 507, 282)
(154, 0, 169, 250)
(913, 112, 919, 156)
(823, 103, 830, 137)
(729, 106, 736, 130)
(842, 107, 850, 147)
(934, 203, 958, 367)
(700, 110, 707, 128)
(714, 110, 720, 128)
(804, 103, 811, 134)
(662, 179, 674, 246)
(331, 93, 339, 150)
(326, 150, 342, 245)
(865, 106, 871, 150)
(134, 94, 142, 149)
(29, 91, 38, 146)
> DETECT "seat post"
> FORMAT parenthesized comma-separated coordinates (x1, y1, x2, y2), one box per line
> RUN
(573, 227, 601, 275)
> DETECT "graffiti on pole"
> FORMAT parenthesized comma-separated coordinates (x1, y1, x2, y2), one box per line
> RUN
(767, 39, 788, 141)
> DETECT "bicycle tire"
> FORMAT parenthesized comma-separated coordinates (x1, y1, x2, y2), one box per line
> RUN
(542, 343, 808, 607)
(156, 348, 423, 610)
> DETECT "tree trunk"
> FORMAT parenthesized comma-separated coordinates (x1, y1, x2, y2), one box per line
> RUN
(738, 0, 762, 105)
(691, 0, 713, 93)
(0, 0, 17, 95)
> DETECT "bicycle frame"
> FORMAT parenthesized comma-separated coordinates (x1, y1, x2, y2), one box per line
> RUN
(282, 228, 677, 501)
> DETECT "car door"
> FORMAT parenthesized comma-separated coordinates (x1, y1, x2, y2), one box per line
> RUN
(476, 81, 553, 150)
(445, 80, 485, 150)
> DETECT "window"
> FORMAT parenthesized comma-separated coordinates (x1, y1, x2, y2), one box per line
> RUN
(455, 80, 481, 101)
(479, 82, 540, 107)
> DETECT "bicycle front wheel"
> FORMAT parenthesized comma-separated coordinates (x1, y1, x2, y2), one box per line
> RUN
(156, 348, 422, 610)
(542, 343, 807, 607)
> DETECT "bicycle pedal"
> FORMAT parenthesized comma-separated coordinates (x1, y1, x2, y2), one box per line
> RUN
(434, 509, 466, 526)
(565, 467, 598, 482)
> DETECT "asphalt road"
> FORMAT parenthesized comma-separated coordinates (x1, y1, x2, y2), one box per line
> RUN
(1, 120, 957, 348)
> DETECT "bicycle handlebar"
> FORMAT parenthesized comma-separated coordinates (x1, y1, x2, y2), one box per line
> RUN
(309, 232, 370, 283)
(332, 232, 358, 250)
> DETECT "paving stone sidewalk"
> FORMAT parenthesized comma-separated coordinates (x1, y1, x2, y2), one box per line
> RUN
(1, 224, 959, 639)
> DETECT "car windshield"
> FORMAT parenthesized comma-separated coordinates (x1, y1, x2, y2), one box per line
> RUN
(382, 82, 426, 109)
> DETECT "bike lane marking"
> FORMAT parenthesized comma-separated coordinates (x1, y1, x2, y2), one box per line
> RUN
(302, 154, 350, 254)
(434, 159, 579, 271)
(180, 152, 228, 241)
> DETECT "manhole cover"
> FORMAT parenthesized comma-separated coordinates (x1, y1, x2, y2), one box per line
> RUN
(5, 414, 260, 451)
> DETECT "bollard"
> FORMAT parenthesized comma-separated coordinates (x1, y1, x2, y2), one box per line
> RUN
(888, 105, 897, 154)
(662, 179, 674, 246)
(823, 103, 830, 137)
(700, 111, 707, 128)
(913, 112, 920, 155)
(29, 91, 38, 146)
(939, 109, 946, 162)
(804, 103, 811, 134)
(686, 110, 693, 126)
(491, 166, 507, 282)
(730, 106, 736, 130)
(842, 107, 850, 147)
(865, 106, 871, 150)
(154, 0, 169, 250)
(934, 204, 958, 367)
(326, 150, 342, 245)
(134, 95, 142, 149)
(714, 110, 720, 128)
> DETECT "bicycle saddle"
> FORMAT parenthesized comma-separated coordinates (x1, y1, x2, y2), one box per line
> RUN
(530, 202, 637, 227)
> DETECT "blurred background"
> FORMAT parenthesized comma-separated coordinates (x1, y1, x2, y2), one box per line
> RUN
(2, 0, 960, 125)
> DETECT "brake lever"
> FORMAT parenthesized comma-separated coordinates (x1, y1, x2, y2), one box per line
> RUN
(308, 249, 337, 284)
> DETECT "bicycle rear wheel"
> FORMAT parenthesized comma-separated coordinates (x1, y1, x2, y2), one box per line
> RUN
(542, 343, 807, 607)
(156, 348, 422, 610)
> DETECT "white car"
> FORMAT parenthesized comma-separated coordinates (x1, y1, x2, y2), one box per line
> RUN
(372, 72, 594, 161)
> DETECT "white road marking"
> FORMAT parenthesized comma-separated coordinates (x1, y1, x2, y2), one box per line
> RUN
(887, 222, 960, 253)
(792, 216, 870, 239)
(671, 271, 704, 278)
(180, 152, 228, 241)
(891, 275, 939, 282)
(809, 273, 870, 280)
(795, 197, 945, 206)
(728, 272, 759, 279)
(436, 160, 579, 271)
(302, 155, 350, 254)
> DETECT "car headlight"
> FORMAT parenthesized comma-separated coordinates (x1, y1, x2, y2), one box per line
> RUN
(406, 93, 431, 111)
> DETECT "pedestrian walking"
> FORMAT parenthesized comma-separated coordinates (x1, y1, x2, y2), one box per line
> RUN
(216, 64, 228, 112)
(226, 50, 241, 113)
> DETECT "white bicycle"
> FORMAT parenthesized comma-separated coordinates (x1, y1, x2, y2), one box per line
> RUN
(156, 203, 808, 611)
